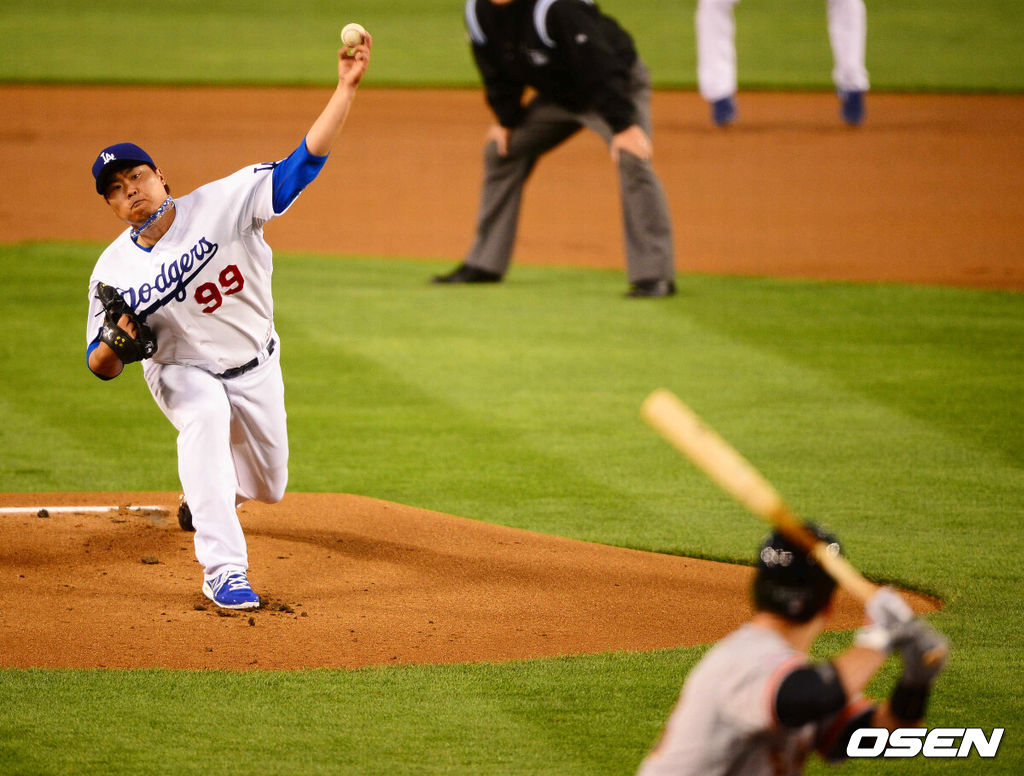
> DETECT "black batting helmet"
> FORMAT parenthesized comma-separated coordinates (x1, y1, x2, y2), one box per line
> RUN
(752, 524, 841, 623)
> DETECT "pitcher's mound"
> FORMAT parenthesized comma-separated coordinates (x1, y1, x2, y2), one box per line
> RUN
(0, 492, 938, 670)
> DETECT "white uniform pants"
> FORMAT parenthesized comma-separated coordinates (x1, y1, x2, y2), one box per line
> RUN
(695, 0, 869, 101)
(144, 341, 288, 581)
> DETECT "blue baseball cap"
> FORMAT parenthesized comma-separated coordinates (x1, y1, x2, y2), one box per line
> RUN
(92, 142, 156, 194)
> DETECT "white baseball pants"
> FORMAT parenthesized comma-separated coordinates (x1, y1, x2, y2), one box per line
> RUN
(144, 341, 288, 581)
(695, 0, 869, 101)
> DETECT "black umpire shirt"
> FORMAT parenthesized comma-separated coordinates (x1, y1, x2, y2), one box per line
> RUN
(466, 0, 639, 133)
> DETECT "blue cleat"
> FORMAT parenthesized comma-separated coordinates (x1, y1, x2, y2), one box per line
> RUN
(202, 570, 261, 610)
(711, 96, 737, 127)
(839, 90, 865, 126)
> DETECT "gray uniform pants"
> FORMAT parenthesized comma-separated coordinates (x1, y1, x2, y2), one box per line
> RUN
(465, 60, 675, 284)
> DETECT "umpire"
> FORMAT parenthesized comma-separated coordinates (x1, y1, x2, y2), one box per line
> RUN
(434, 0, 677, 297)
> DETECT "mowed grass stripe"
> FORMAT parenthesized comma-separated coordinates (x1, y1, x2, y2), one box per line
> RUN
(0, 653, 695, 776)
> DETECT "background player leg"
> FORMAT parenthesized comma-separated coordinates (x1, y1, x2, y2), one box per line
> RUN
(696, 0, 741, 126)
(456, 99, 581, 279)
(616, 153, 675, 289)
(582, 62, 675, 294)
(827, 0, 869, 125)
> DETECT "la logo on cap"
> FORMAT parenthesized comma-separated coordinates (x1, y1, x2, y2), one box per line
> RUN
(101, 152, 117, 163)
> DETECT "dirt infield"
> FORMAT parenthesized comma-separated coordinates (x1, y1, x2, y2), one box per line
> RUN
(0, 86, 1012, 669)
(1, 86, 1022, 288)
(0, 493, 939, 670)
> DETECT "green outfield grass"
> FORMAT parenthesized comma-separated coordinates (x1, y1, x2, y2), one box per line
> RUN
(0, 244, 1022, 773)
(2, 1, 1021, 772)
(0, 0, 1021, 91)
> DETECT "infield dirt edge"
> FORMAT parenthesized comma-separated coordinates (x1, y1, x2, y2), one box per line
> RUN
(0, 491, 939, 670)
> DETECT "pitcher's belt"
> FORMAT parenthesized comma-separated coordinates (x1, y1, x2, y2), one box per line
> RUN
(217, 338, 276, 380)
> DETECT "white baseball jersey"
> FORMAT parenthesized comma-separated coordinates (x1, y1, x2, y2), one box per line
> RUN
(85, 161, 296, 581)
(637, 624, 831, 776)
(85, 163, 282, 372)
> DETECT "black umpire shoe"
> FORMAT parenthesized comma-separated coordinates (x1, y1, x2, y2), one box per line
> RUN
(431, 263, 503, 284)
(177, 496, 195, 532)
(626, 279, 676, 298)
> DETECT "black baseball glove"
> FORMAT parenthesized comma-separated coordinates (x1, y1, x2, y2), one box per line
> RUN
(96, 283, 158, 364)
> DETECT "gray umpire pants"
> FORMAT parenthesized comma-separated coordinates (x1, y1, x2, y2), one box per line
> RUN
(465, 60, 675, 284)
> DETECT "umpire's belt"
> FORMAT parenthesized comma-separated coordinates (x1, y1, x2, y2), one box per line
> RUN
(217, 338, 276, 380)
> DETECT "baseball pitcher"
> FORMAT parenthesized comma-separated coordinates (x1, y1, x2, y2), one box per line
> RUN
(84, 35, 372, 609)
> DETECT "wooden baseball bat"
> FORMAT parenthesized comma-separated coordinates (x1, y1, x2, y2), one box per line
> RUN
(640, 388, 878, 602)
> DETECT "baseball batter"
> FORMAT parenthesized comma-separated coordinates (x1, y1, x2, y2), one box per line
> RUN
(636, 528, 948, 775)
(696, 0, 869, 126)
(84, 34, 372, 609)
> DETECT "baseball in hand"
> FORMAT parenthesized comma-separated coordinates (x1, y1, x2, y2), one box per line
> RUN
(341, 23, 367, 48)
